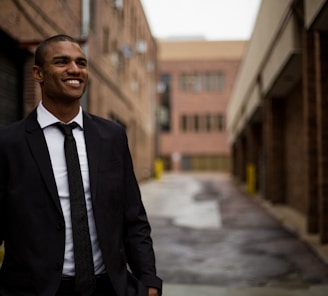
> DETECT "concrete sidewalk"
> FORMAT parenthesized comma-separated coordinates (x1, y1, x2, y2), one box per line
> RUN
(140, 173, 328, 296)
(163, 283, 328, 296)
(255, 195, 328, 265)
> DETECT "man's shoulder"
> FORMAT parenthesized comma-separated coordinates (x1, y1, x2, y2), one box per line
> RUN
(0, 119, 25, 134)
(0, 108, 37, 133)
(0, 119, 28, 150)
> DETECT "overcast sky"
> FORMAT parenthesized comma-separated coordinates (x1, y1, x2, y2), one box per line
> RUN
(140, 0, 262, 40)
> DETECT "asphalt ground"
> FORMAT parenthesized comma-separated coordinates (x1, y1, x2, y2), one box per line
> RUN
(140, 173, 328, 296)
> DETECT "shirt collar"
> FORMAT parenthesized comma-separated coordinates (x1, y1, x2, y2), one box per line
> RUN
(37, 101, 83, 129)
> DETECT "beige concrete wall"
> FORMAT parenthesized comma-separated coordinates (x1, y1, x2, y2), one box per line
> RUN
(227, 0, 294, 143)
(304, 0, 326, 28)
(261, 13, 302, 95)
(158, 40, 246, 61)
(228, 0, 328, 243)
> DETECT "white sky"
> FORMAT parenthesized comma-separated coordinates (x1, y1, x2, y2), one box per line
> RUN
(140, 0, 262, 40)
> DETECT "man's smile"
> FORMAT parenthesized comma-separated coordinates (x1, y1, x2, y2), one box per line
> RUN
(64, 79, 83, 86)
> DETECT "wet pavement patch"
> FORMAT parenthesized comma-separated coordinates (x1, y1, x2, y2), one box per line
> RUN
(194, 180, 221, 201)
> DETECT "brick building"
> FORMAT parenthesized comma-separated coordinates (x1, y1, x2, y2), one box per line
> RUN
(157, 40, 246, 171)
(0, 0, 157, 181)
(227, 0, 328, 244)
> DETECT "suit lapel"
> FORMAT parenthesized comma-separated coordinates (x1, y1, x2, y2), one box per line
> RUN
(83, 112, 101, 203)
(25, 110, 63, 215)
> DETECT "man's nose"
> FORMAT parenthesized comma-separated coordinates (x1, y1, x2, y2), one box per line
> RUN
(67, 61, 81, 73)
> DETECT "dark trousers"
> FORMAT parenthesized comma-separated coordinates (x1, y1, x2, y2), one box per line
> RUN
(56, 274, 116, 296)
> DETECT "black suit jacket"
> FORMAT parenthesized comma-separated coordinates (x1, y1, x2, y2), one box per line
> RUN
(0, 109, 162, 296)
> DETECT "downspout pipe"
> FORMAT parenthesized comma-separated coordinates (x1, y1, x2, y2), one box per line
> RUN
(81, 0, 90, 110)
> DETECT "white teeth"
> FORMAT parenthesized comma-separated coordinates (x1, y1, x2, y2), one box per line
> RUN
(66, 80, 80, 84)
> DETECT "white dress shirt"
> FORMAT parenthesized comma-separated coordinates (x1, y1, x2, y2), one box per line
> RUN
(37, 102, 106, 276)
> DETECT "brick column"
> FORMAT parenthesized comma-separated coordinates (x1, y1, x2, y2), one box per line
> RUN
(303, 30, 319, 234)
(263, 97, 285, 203)
(232, 143, 238, 176)
(315, 32, 328, 243)
(240, 136, 247, 183)
(235, 136, 247, 183)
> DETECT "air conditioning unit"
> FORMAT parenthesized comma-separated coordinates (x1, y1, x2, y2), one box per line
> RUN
(111, 52, 120, 68)
(146, 62, 154, 73)
(130, 80, 139, 92)
(113, 0, 123, 9)
(136, 40, 147, 54)
(157, 82, 166, 94)
(121, 44, 133, 58)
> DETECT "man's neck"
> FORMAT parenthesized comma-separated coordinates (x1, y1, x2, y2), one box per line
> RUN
(41, 100, 80, 123)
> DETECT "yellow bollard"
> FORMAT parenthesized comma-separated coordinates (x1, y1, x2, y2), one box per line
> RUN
(154, 158, 163, 180)
(247, 163, 256, 195)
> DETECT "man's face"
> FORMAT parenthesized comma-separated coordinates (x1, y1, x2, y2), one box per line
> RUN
(36, 41, 88, 103)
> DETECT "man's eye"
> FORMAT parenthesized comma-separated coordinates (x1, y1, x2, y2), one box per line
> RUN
(55, 60, 67, 65)
(77, 61, 87, 67)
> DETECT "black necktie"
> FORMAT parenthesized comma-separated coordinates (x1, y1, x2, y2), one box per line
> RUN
(56, 122, 96, 296)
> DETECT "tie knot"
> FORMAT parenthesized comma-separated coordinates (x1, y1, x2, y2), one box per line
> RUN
(56, 122, 78, 136)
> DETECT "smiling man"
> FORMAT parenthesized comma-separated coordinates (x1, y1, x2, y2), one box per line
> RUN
(0, 35, 162, 296)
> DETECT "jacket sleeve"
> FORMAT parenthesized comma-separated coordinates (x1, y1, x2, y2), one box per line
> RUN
(121, 131, 162, 292)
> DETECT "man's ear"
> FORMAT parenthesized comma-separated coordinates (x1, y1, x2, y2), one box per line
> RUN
(32, 65, 43, 83)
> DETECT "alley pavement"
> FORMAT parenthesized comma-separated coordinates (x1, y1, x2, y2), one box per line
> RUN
(140, 173, 328, 296)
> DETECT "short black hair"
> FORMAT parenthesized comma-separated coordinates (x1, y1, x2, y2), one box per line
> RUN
(34, 34, 80, 66)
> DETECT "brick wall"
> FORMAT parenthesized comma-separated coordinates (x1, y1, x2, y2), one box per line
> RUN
(246, 122, 262, 191)
(85, 0, 157, 180)
(159, 57, 241, 171)
(284, 83, 306, 213)
(303, 29, 319, 234)
(0, 0, 82, 41)
(315, 32, 328, 243)
(263, 97, 286, 203)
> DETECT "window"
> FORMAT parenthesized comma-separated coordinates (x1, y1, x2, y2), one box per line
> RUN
(218, 114, 225, 131)
(180, 113, 225, 133)
(180, 74, 195, 91)
(205, 114, 212, 131)
(194, 74, 202, 91)
(194, 115, 199, 132)
(179, 113, 225, 132)
(214, 73, 225, 91)
(159, 74, 171, 132)
(181, 115, 187, 132)
(204, 73, 211, 90)
(180, 72, 225, 92)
